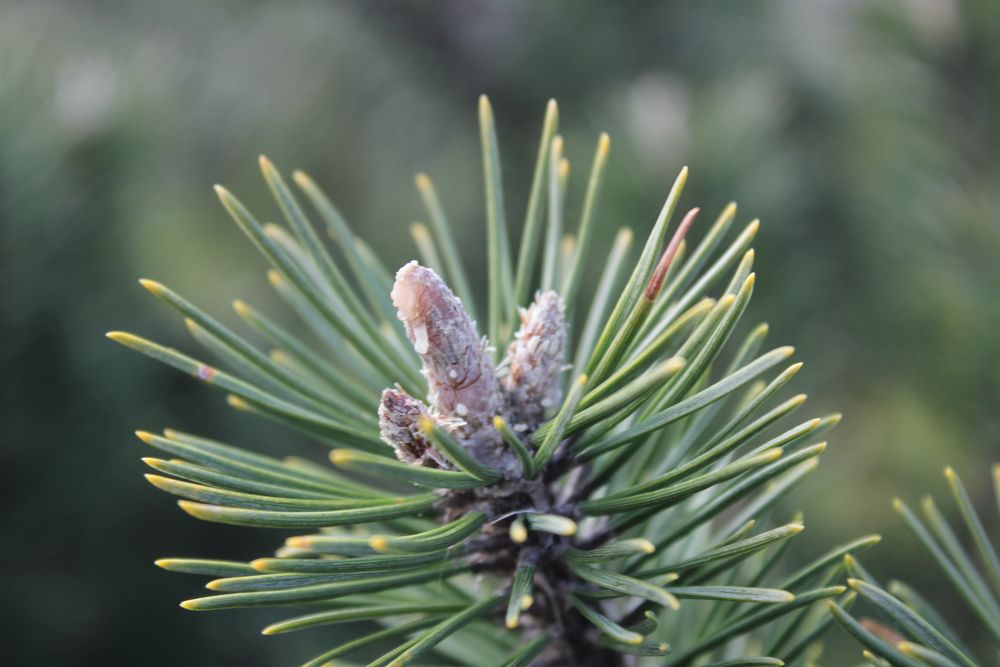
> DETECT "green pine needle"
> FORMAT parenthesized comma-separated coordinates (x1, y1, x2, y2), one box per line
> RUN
(109, 97, 865, 667)
(835, 465, 1000, 663)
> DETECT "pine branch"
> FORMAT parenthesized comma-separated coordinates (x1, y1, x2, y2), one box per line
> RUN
(108, 97, 863, 667)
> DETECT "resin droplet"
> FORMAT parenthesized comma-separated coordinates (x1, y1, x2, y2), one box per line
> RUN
(412, 323, 430, 355)
(502, 290, 567, 427)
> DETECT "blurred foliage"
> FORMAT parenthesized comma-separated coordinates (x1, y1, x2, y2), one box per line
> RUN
(1, 0, 997, 664)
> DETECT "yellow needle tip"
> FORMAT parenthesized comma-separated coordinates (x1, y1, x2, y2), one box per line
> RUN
(250, 559, 272, 572)
(510, 522, 528, 544)
(417, 415, 435, 434)
(144, 473, 168, 487)
(664, 357, 685, 373)
(598, 131, 610, 150)
(138, 278, 164, 294)
(226, 395, 251, 411)
(329, 449, 355, 466)
(106, 331, 138, 344)
(479, 94, 491, 110)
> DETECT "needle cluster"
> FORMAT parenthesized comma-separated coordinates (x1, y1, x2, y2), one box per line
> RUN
(109, 97, 876, 667)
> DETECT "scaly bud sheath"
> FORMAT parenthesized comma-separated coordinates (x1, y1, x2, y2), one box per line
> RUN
(391, 262, 502, 430)
(502, 290, 567, 428)
(391, 261, 512, 470)
(378, 389, 449, 468)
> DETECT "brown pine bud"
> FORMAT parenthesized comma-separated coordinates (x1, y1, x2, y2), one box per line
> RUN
(502, 290, 567, 427)
(377, 388, 450, 468)
(391, 261, 504, 433)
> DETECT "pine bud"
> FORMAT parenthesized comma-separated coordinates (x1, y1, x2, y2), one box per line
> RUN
(377, 388, 449, 468)
(391, 261, 504, 432)
(502, 290, 567, 427)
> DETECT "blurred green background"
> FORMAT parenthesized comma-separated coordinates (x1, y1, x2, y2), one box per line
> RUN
(3, 0, 998, 664)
